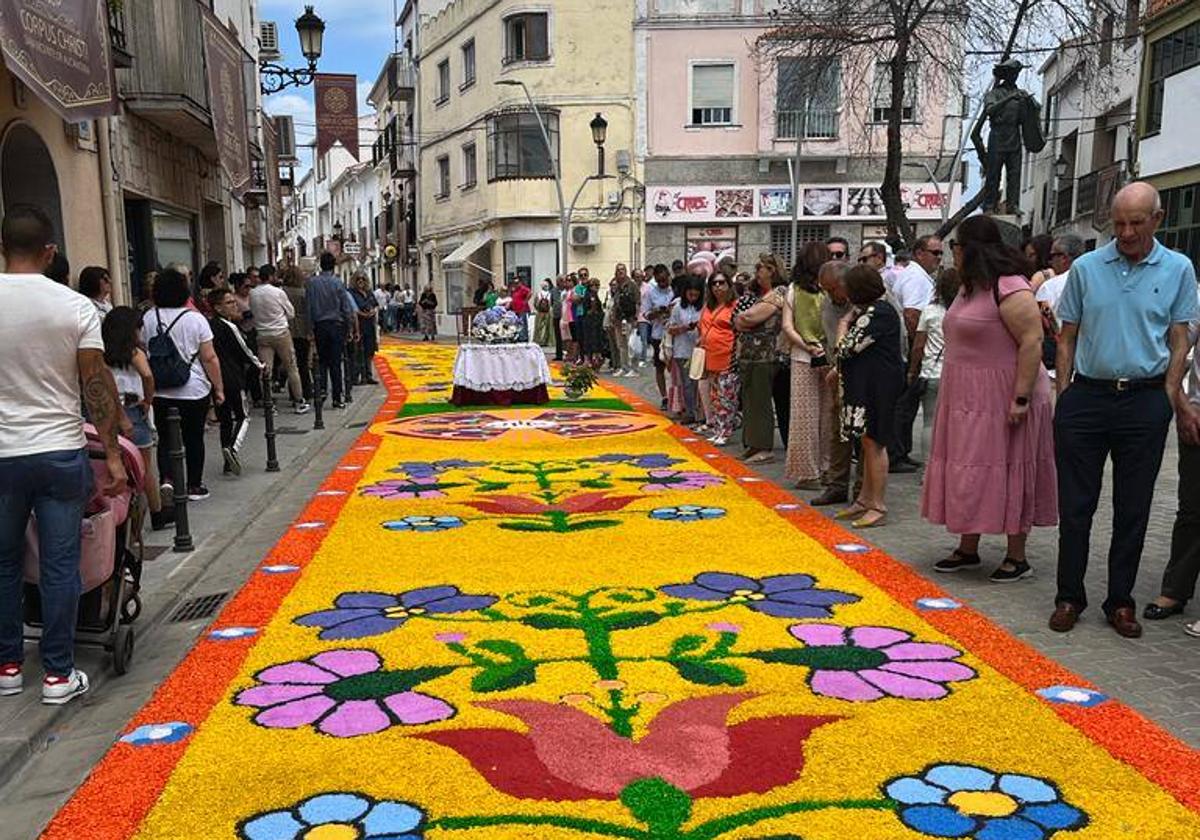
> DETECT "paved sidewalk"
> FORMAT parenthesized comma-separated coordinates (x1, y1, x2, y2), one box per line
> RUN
(608, 364, 1200, 748)
(0, 385, 385, 839)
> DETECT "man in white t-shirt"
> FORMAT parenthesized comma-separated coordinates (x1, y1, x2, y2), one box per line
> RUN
(0, 206, 127, 706)
(1036, 234, 1083, 381)
(250, 265, 310, 414)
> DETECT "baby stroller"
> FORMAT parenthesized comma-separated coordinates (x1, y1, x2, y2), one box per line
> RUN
(22, 425, 146, 674)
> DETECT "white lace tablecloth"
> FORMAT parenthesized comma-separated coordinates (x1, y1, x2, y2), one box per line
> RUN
(452, 343, 552, 392)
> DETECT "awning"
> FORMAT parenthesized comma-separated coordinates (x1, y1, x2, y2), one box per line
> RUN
(441, 232, 493, 268)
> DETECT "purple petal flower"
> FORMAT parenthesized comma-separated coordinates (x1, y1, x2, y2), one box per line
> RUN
(384, 691, 456, 724)
(295, 587, 498, 640)
(660, 571, 859, 619)
(640, 470, 724, 492)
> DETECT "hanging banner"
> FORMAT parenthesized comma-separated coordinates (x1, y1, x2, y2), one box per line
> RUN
(315, 73, 360, 161)
(262, 114, 284, 249)
(0, 0, 118, 121)
(202, 11, 251, 195)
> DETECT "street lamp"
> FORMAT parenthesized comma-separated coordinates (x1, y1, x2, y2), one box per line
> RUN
(332, 220, 344, 241)
(260, 5, 326, 95)
(1054, 154, 1070, 180)
(590, 112, 608, 176)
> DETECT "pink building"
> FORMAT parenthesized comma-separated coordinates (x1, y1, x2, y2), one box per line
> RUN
(636, 0, 965, 265)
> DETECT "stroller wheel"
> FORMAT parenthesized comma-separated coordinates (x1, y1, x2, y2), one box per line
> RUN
(122, 594, 142, 625)
(113, 625, 135, 675)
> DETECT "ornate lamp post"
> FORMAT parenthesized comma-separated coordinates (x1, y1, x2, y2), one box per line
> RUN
(260, 6, 326, 95)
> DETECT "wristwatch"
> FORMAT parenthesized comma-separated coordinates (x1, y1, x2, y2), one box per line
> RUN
(1014, 395, 1030, 406)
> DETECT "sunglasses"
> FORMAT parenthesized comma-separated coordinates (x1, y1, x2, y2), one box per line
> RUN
(921, 249, 944, 258)
(829, 251, 847, 260)
(710, 279, 729, 286)
(857, 256, 872, 263)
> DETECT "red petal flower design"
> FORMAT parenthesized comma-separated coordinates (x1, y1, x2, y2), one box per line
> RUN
(557, 493, 642, 514)
(463, 493, 641, 516)
(415, 694, 838, 800)
(462, 495, 552, 515)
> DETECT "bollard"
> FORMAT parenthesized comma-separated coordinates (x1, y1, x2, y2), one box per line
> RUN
(312, 355, 325, 430)
(166, 407, 193, 552)
(263, 370, 280, 472)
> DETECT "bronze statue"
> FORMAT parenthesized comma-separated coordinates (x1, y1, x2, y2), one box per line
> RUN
(971, 59, 1046, 215)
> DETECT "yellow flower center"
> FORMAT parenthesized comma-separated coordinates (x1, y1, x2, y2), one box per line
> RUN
(303, 825, 360, 840)
(383, 606, 426, 620)
(948, 791, 1019, 818)
(728, 589, 766, 602)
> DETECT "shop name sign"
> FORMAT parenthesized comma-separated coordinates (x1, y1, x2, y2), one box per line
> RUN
(646, 183, 961, 223)
(0, 0, 118, 121)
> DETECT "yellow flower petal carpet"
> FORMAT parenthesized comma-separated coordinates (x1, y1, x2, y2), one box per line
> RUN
(45, 341, 1200, 840)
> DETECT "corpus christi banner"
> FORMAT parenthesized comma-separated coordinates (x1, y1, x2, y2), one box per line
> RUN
(203, 10, 252, 196)
(315, 73, 360, 161)
(0, 0, 117, 121)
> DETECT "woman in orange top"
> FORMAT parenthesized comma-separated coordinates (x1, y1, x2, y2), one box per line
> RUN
(698, 270, 738, 446)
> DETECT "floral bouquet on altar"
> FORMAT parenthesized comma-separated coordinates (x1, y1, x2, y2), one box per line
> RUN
(470, 305, 522, 343)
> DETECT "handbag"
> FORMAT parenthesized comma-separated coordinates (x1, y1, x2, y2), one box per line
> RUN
(688, 346, 707, 380)
(660, 329, 674, 363)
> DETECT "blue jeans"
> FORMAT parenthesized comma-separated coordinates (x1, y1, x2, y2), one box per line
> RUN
(0, 448, 92, 675)
(637, 322, 652, 363)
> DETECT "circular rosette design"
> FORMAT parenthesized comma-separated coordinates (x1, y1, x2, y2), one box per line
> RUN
(239, 792, 426, 840)
(649, 505, 727, 522)
(383, 516, 466, 533)
(884, 764, 1088, 839)
(372, 408, 662, 441)
(233, 649, 455, 737)
(660, 571, 860, 619)
(789, 624, 977, 702)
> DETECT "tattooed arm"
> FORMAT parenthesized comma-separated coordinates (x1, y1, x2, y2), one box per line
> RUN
(78, 348, 129, 496)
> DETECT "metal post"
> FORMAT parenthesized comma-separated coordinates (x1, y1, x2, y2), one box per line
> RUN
(165, 407, 193, 553)
(263, 370, 280, 472)
(311, 351, 325, 429)
(789, 94, 809, 268)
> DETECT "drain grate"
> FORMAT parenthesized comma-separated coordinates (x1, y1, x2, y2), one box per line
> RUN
(170, 592, 229, 623)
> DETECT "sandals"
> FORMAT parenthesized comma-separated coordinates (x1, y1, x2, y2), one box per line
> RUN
(851, 507, 888, 528)
(834, 501, 870, 521)
(744, 451, 776, 465)
(934, 549, 981, 573)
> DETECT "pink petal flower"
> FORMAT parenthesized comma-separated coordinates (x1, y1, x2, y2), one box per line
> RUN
(310, 649, 381, 677)
(858, 669, 949, 700)
(235, 684, 324, 708)
(706, 622, 742, 634)
(254, 695, 337, 728)
(881, 642, 961, 661)
(878, 661, 976, 682)
(849, 626, 911, 649)
(384, 691, 455, 724)
(809, 669, 883, 701)
(318, 699, 393, 737)
(257, 661, 340, 685)
(435, 632, 467, 644)
(789, 623, 847, 647)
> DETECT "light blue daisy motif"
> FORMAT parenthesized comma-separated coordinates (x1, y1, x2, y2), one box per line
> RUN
(239, 792, 426, 840)
(648, 505, 727, 522)
(382, 515, 466, 533)
(884, 763, 1087, 840)
(208, 627, 258, 641)
(1036, 685, 1108, 707)
(119, 721, 193, 746)
(917, 597, 963, 611)
(834, 543, 870, 554)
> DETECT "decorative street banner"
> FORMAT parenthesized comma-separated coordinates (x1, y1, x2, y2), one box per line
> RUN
(315, 73, 360, 161)
(646, 183, 962, 223)
(262, 114, 284, 249)
(0, 0, 118, 121)
(202, 11, 251, 195)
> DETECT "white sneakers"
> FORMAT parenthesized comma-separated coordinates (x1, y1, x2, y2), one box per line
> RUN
(41, 669, 90, 705)
(0, 665, 90, 705)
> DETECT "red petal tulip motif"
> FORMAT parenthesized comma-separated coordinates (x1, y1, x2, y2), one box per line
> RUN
(463, 493, 641, 516)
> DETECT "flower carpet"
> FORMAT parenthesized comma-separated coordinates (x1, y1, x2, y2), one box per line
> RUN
(45, 341, 1200, 840)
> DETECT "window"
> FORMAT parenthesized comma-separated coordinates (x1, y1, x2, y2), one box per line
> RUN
(488, 109, 559, 180)
(690, 62, 735, 125)
(436, 59, 450, 104)
(1146, 20, 1200, 135)
(1124, 0, 1139, 44)
(872, 61, 918, 123)
(504, 13, 549, 63)
(1160, 183, 1200, 274)
(770, 224, 829, 264)
(1099, 15, 1114, 68)
(776, 57, 840, 138)
(461, 39, 476, 88)
(462, 143, 477, 189)
(436, 155, 450, 198)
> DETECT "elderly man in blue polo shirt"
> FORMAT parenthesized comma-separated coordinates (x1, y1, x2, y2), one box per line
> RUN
(1050, 182, 1199, 638)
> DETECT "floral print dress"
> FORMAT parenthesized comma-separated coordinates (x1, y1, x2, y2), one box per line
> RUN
(835, 300, 904, 444)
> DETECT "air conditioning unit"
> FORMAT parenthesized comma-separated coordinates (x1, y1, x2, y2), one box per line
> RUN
(570, 224, 600, 248)
(259, 22, 282, 61)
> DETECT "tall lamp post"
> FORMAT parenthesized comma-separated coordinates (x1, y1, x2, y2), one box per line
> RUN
(494, 81, 611, 277)
(260, 5, 326, 95)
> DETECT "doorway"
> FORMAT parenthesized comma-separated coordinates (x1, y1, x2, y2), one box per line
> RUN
(1, 123, 65, 253)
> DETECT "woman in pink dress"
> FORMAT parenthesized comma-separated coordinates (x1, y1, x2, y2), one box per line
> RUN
(921, 215, 1058, 582)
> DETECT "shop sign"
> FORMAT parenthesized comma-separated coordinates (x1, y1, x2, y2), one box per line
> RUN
(647, 183, 961, 223)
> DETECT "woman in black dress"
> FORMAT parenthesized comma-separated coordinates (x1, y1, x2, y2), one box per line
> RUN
(833, 265, 904, 528)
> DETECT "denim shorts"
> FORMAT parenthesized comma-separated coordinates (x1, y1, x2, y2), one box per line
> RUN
(123, 403, 155, 449)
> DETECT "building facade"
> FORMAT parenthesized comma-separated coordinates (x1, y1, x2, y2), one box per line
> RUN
(638, 0, 963, 268)
(416, 0, 642, 319)
(1137, 0, 1200, 270)
(1020, 2, 1140, 246)
(367, 50, 418, 292)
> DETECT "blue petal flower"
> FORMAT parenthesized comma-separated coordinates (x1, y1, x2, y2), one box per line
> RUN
(899, 804, 976, 837)
(975, 816, 1046, 840)
(297, 793, 372, 825)
(998, 774, 1058, 804)
(886, 777, 949, 805)
(925, 764, 997, 792)
(241, 810, 305, 840)
(1020, 803, 1086, 830)
(362, 801, 425, 836)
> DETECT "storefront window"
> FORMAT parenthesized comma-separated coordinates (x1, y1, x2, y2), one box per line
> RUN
(685, 226, 737, 263)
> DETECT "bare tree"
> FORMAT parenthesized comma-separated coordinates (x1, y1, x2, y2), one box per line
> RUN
(758, 0, 1100, 247)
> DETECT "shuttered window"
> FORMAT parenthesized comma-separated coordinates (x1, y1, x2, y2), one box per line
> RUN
(690, 63, 734, 125)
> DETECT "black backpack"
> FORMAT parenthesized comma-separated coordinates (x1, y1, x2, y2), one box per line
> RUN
(148, 310, 197, 389)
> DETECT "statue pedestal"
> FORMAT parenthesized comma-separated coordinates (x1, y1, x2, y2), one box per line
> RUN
(987, 214, 1025, 248)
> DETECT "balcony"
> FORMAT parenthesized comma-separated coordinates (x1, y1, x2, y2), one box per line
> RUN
(117, 0, 215, 155)
(368, 53, 415, 108)
(244, 158, 269, 206)
(1055, 183, 1075, 226)
(775, 109, 839, 140)
(108, 4, 133, 69)
(1076, 172, 1098, 217)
